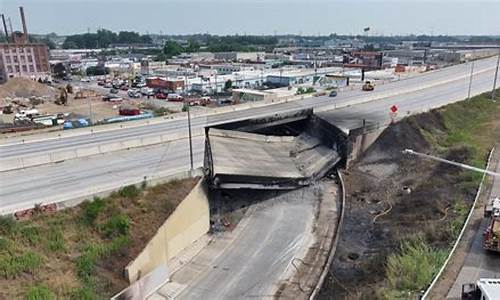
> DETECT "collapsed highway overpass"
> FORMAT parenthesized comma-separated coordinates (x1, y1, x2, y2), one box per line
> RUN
(203, 109, 362, 189)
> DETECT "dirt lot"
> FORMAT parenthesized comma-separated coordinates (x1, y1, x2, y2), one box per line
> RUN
(0, 178, 198, 299)
(318, 91, 500, 299)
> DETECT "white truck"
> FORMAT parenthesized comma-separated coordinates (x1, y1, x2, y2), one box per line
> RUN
(462, 278, 500, 299)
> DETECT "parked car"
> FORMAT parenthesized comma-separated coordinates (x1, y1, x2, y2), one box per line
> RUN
(120, 85, 129, 91)
(110, 88, 119, 94)
(167, 93, 183, 102)
(128, 89, 141, 98)
(155, 92, 167, 99)
(140, 87, 154, 96)
(104, 82, 112, 88)
(80, 77, 90, 83)
(329, 90, 338, 97)
(102, 95, 123, 102)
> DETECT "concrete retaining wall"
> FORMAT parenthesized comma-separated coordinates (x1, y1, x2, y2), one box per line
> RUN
(0, 128, 205, 172)
(346, 127, 385, 168)
(125, 179, 210, 283)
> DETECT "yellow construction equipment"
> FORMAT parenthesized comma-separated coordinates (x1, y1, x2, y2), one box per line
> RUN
(362, 81, 375, 91)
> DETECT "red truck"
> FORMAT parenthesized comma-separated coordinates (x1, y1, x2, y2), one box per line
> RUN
(483, 197, 500, 252)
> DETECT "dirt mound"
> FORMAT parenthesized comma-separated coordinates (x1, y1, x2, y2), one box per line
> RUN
(0, 78, 57, 99)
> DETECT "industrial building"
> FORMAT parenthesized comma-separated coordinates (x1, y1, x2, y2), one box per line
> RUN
(0, 7, 50, 83)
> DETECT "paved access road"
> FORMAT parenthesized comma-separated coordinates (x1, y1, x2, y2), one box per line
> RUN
(0, 56, 497, 160)
(446, 150, 500, 299)
(150, 187, 317, 300)
(0, 57, 499, 212)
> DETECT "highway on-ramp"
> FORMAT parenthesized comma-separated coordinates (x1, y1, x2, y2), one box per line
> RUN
(0, 56, 499, 213)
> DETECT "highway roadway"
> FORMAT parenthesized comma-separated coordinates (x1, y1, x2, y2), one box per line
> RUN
(0, 56, 499, 213)
(0, 56, 497, 159)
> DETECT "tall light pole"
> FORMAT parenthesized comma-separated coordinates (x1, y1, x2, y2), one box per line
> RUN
(467, 59, 475, 100)
(186, 100, 194, 172)
(492, 49, 500, 100)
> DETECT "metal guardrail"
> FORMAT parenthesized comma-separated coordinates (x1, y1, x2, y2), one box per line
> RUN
(421, 147, 495, 299)
(309, 169, 347, 299)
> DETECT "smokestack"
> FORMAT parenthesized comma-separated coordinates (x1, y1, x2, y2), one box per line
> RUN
(1, 14, 9, 41)
(7, 17, 13, 42)
(19, 6, 28, 41)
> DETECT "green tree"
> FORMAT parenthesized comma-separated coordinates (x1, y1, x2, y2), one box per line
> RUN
(224, 79, 233, 90)
(163, 40, 184, 58)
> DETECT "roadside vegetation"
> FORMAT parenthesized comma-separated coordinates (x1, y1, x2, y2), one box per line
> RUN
(378, 91, 500, 298)
(0, 178, 198, 299)
(321, 90, 500, 299)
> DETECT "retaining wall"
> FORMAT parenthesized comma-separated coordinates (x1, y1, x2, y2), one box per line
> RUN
(125, 179, 210, 283)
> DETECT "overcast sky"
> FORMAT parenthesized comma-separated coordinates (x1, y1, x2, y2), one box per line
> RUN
(1, 0, 499, 36)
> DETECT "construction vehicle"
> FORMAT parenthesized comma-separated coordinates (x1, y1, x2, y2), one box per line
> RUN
(462, 278, 500, 299)
(362, 81, 375, 91)
(483, 197, 500, 252)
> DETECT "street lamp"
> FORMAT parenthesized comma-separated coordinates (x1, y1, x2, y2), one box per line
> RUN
(467, 59, 475, 100)
(185, 99, 194, 172)
(492, 49, 500, 101)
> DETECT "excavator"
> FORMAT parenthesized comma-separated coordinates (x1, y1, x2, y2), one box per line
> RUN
(362, 81, 375, 91)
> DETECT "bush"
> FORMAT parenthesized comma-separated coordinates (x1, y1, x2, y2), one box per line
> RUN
(385, 237, 446, 296)
(101, 214, 130, 238)
(82, 197, 105, 225)
(118, 185, 140, 199)
(26, 284, 55, 300)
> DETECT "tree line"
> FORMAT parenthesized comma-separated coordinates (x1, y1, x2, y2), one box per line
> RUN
(160, 35, 279, 59)
(62, 29, 152, 49)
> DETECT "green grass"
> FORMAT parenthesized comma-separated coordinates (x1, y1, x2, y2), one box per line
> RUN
(82, 197, 106, 225)
(117, 185, 141, 199)
(76, 236, 129, 282)
(100, 214, 130, 238)
(46, 225, 66, 253)
(25, 284, 55, 300)
(0, 251, 42, 279)
(381, 237, 447, 299)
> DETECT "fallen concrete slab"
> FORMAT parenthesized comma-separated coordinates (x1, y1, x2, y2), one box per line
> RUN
(205, 128, 340, 189)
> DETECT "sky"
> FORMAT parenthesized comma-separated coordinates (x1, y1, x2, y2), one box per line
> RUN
(1, 0, 499, 36)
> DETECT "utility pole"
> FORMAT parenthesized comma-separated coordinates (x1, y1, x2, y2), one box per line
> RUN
(492, 49, 500, 100)
(88, 97, 93, 125)
(186, 101, 194, 172)
(467, 59, 475, 100)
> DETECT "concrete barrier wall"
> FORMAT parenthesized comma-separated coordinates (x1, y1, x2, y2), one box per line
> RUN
(347, 127, 385, 168)
(0, 127, 205, 172)
(125, 179, 210, 283)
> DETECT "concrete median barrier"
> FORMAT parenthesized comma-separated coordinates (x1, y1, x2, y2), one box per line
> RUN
(0, 128, 206, 172)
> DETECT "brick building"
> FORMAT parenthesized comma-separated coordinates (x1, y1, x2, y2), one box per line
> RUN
(0, 7, 50, 83)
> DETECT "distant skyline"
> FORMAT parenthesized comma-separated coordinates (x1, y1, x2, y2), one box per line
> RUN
(1, 0, 500, 36)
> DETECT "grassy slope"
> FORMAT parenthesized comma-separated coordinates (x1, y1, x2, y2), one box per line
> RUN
(379, 90, 500, 299)
(0, 178, 198, 300)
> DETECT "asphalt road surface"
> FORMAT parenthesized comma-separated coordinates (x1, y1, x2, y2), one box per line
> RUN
(446, 150, 500, 299)
(0, 57, 499, 212)
(169, 188, 316, 300)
